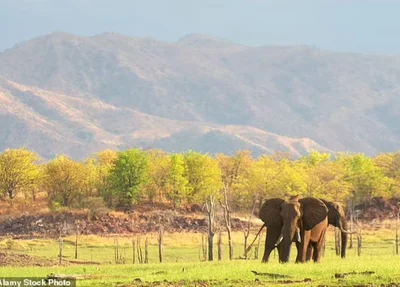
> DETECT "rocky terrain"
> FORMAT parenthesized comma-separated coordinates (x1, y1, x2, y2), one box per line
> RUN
(1, 33, 400, 159)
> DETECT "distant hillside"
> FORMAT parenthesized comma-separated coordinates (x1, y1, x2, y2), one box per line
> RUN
(0, 32, 399, 159)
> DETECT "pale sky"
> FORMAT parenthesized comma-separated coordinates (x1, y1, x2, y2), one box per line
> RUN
(1, 0, 399, 54)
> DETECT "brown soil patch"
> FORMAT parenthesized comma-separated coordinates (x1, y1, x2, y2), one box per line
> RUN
(0, 251, 57, 266)
(0, 208, 247, 238)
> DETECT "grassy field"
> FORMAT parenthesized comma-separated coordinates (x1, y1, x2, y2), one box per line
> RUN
(0, 227, 400, 286)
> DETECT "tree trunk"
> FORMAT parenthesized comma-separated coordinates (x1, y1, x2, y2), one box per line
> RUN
(244, 199, 256, 260)
(158, 226, 164, 263)
(217, 231, 222, 261)
(219, 184, 233, 260)
(357, 232, 362, 256)
(74, 226, 79, 260)
(58, 236, 63, 265)
(144, 237, 148, 264)
(396, 212, 399, 255)
(205, 196, 215, 261)
(132, 238, 136, 264)
(349, 200, 354, 249)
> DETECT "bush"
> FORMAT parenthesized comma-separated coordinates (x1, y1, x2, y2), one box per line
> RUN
(81, 197, 110, 220)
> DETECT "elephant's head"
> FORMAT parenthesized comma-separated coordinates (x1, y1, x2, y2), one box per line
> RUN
(259, 196, 328, 263)
(321, 200, 353, 258)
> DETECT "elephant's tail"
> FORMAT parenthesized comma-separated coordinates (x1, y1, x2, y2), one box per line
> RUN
(245, 223, 266, 254)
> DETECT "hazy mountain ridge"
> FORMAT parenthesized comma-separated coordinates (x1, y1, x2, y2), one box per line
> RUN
(0, 32, 399, 159)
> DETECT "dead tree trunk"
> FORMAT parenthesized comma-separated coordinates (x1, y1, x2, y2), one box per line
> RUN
(217, 230, 222, 261)
(396, 212, 399, 255)
(58, 235, 63, 265)
(132, 238, 136, 264)
(219, 184, 233, 260)
(158, 226, 164, 263)
(254, 228, 263, 260)
(357, 232, 362, 256)
(205, 196, 215, 261)
(144, 237, 149, 264)
(114, 237, 120, 264)
(74, 224, 79, 260)
(244, 200, 256, 260)
(201, 234, 207, 261)
(137, 236, 143, 264)
(349, 200, 354, 249)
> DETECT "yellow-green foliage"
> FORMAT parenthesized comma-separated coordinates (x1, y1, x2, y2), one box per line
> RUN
(2, 148, 400, 210)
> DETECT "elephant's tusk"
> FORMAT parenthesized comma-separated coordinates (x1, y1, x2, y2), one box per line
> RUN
(339, 227, 357, 234)
(296, 232, 301, 243)
(338, 222, 357, 234)
(275, 234, 284, 246)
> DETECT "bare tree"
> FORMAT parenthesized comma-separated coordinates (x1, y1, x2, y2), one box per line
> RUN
(58, 235, 63, 265)
(396, 204, 400, 255)
(132, 238, 136, 264)
(217, 230, 222, 261)
(144, 237, 149, 264)
(137, 236, 143, 264)
(158, 226, 164, 263)
(204, 196, 216, 261)
(74, 224, 79, 260)
(201, 234, 207, 261)
(254, 228, 263, 260)
(219, 183, 233, 260)
(244, 200, 256, 260)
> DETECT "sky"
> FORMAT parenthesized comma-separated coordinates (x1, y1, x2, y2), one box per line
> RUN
(1, 0, 400, 54)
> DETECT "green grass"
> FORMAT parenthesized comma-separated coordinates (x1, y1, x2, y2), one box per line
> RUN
(0, 229, 400, 286)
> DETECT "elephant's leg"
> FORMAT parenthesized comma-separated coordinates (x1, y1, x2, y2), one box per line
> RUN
(262, 246, 275, 262)
(306, 244, 313, 261)
(298, 230, 311, 263)
(313, 230, 326, 263)
(295, 240, 302, 263)
(310, 219, 328, 263)
(262, 227, 280, 263)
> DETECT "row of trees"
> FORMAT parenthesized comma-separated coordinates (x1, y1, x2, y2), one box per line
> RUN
(0, 148, 400, 211)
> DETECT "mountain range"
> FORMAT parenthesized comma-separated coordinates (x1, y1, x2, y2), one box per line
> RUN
(0, 32, 399, 159)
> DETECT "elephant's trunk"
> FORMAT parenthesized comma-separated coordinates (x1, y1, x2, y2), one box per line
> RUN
(339, 220, 349, 258)
(279, 223, 296, 263)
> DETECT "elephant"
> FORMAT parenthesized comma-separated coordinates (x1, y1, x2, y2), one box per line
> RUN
(249, 196, 329, 263)
(303, 199, 353, 260)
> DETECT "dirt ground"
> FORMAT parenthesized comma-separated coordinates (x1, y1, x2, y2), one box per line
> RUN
(0, 251, 57, 267)
(0, 205, 247, 238)
(1, 197, 399, 239)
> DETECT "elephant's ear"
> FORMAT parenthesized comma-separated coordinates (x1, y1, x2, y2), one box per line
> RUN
(259, 198, 284, 227)
(320, 199, 340, 226)
(300, 197, 328, 230)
